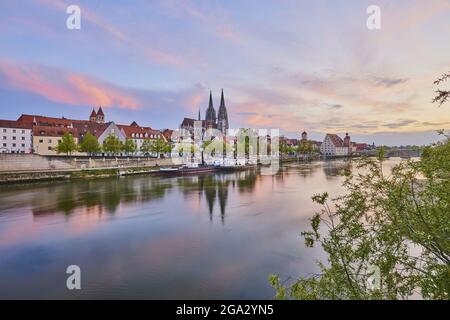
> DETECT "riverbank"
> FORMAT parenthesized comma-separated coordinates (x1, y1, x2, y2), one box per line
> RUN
(0, 163, 258, 184)
(0, 166, 161, 184)
(0, 154, 174, 184)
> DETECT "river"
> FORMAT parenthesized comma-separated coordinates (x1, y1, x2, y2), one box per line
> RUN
(0, 160, 398, 299)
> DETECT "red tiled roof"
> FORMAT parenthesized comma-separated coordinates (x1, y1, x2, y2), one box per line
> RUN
(326, 134, 344, 147)
(17, 114, 85, 127)
(162, 129, 174, 141)
(355, 143, 368, 151)
(72, 122, 110, 139)
(117, 124, 163, 139)
(33, 126, 78, 138)
(180, 118, 207, 128)
(0, 119, 33, 129)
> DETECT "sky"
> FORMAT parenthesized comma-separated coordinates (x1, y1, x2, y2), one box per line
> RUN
(0, 0, 449, 146)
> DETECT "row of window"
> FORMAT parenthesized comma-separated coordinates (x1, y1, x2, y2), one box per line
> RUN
(2, 143, 26, 148)
(131, 133, 160, 139)
(2, 129, 162, 140)
(2, 129, 28, 134)
(0, 150, 26, 154)
(38, 138, 61, 144)
(2, 136, 27, 140)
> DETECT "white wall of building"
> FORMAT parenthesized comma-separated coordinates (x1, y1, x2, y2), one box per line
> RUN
(98, 122, 127, 145)
(320, 136, 335, 156)
(320, 135, 349, 156)
(0, 127, 32, 154)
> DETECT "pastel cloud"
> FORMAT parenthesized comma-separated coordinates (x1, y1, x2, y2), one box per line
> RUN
(0, 59, 141, 110)
(0, 0, 449, 145)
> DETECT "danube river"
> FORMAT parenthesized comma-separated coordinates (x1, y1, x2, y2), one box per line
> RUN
(0, 160, 395, 299)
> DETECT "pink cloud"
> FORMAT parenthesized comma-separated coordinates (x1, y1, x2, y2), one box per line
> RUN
(0, 59, 141, 110)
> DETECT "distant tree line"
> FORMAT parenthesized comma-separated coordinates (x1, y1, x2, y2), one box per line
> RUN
(55, 132, 171, 158)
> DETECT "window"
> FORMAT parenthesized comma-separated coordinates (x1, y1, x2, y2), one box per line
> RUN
(2, 136, 5, 140)
(2, 129, 6, 133)
(12, 143, 16, 147)
(21, 144, 25, 147)
(48, 146, 52, 151)
(48, 139, 52, 143)
(22, 130, 25, 134)
(21, 137, 25, 140)
(39, 139, 43, 143)
(12, 129, 16, 133)
(12, 136, 16, 140)
(2, 143, 6, 147)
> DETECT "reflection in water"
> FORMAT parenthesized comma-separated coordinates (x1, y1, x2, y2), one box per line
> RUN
(322, 160, 352, 178)
(29, 178, 173, 217)
(177, 171, 257, 224)
(23, 170, 258, 226)
(0, 159, 393, 299)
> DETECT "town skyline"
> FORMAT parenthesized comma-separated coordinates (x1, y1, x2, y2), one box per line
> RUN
(1, 0, 449, 146)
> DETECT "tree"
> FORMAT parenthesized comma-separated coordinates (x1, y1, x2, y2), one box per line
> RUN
(56, 132, 78, 155)
(298, 140, 313, 155)
(270, 138, 450, 300)
(140, 139, 152, 155)
(123, 139, 137, 156)
(79, 132, 101, 155)
(149, 138, 170, 158)
(102, 135, 122, 155)
(433, 71, 450, 106)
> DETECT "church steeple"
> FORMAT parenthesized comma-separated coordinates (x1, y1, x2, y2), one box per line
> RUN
(198, 109, 201, 121)
(217, 88, 229, 133)
(209, 90, 213, 108)
(205, 90, 216, 127)
(220, 88, 225, 108)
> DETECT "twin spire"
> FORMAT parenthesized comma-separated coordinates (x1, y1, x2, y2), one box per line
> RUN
(89, 107, 105, 123)
(200, 89, 229, 133)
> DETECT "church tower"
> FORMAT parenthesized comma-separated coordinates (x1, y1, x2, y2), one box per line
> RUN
(205, 91, 216, 128)
(96, 107, 105, 123)
(217, 89, 229, 134)
(343, 132, 351, 147)
(90, 108, 97, 122)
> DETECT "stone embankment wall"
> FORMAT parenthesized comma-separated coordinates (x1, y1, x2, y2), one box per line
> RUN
(0, 154, 172, 172)
(0, 154, 174, 183)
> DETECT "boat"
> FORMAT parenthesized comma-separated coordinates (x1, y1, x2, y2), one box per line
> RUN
(159, 167, 179, 172)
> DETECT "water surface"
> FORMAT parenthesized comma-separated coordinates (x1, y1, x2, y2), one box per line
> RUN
(0, 160, 361, 299)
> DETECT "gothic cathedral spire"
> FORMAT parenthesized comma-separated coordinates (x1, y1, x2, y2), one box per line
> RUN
(217, 89, 229, 133)
(205, 90, 216, 127)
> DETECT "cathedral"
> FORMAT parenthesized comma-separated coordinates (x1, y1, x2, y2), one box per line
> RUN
(181, 89, 229, 134)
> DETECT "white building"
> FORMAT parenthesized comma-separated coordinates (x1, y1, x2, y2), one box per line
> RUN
(118, 122, 165, 156)
(0, 120, 33, 154)
(320, 133, 350, 156)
